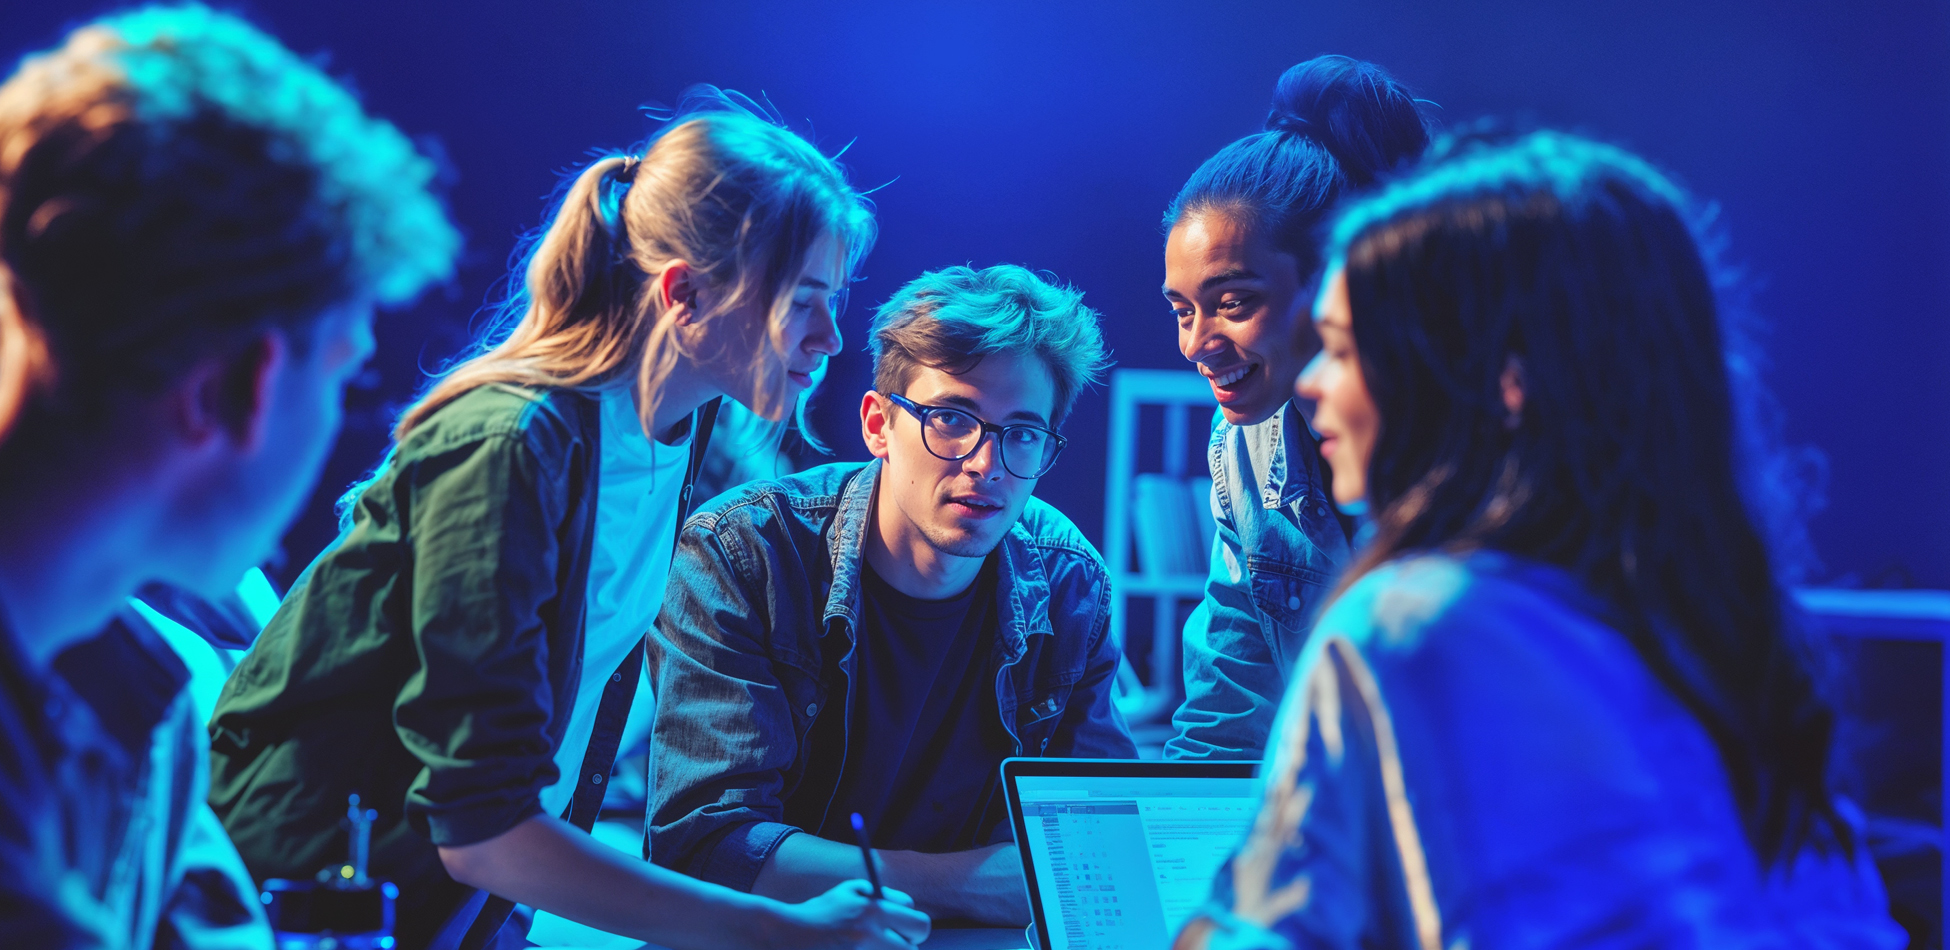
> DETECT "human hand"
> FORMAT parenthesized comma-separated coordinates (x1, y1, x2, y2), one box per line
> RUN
(761, 880, 931, 949)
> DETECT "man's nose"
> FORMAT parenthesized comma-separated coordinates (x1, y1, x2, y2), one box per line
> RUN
(961, 429, 1003, 480)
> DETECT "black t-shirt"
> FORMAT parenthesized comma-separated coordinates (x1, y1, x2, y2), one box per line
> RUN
(796, 557, 1015, 852)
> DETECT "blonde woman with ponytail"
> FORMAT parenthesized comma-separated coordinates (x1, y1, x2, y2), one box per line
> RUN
(208, 89, 929, 950)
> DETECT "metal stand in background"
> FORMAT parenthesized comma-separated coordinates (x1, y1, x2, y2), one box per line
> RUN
(262, 794, 398, 949)
(1103, 369, 1218, 726)
(1795, 588, 1950, 945)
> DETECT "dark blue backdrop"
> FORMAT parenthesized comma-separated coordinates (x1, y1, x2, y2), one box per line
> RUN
(7, 0, 1948, 589)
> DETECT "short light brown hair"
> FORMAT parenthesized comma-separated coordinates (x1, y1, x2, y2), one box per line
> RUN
(0, 4, 457, 421)
(869, 264, 1108, 429)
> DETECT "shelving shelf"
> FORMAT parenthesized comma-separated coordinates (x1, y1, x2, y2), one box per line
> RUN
(1103, 368, 1219, 724)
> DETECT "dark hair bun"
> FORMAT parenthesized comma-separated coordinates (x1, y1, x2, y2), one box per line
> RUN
(1267, 55, 1429, 185)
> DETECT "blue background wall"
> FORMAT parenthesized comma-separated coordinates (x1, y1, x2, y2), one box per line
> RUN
(7, 0, 1948, 589)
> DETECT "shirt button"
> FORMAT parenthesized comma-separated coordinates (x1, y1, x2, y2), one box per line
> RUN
(611, 672, 622, 684)
(806, 703, 819, 717)
(1287, 595, 1302, 610)
(1314, 505, 1327, 517)
(590, 772, 605, 785)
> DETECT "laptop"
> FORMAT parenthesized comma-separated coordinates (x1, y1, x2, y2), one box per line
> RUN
(999, 757, 1260, 950)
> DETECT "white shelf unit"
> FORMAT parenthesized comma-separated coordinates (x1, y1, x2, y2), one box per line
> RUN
(1793, 587, 1950, 929)
(1103, 368, 1218, 723)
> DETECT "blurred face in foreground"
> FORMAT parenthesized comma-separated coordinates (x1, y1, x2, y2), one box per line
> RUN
(169, 303, 377, 598)
(1296, 268, 1377, 506)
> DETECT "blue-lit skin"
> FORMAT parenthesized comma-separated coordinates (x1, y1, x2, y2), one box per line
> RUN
(1166, 211, 1311, 427)
(0, 304, 373, 668)
(180, 304, 377, 597)
(1295, 268, 1378, 506)
(649, 230, 845, 437)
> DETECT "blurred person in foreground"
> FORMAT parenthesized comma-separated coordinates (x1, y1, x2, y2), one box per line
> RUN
(1176, 131, 1904, 948)
(0, 5, 457, 946)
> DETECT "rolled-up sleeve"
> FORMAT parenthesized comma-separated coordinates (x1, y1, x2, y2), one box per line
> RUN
(1170, 459, 1288, 761)
(647, 511, 805, 891)
(392, 430, 570, 848)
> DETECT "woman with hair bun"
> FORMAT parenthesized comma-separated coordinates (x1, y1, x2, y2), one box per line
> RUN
(1177, 131, 1902, 949)
(207, 90, 930, 949)
(1163, 55, 1430, 761)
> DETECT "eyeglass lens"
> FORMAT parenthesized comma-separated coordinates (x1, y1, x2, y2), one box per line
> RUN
(922, 409, 1058, 478)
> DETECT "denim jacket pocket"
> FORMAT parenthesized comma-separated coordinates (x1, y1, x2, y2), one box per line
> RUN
(776, 660, 829, 751)
(1247, 556, 1331, 654)
(1014, 681, 1076, 756)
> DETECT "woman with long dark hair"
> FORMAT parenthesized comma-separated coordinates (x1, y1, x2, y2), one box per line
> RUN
(207, 90, 929, 949)
(1177, 132, 1901, 947)
(1162, 55, 1430, 760)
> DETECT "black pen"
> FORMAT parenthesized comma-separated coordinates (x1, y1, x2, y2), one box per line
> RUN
(848, 812, 884, 900)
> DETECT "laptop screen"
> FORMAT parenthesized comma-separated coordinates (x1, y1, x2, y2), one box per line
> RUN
(1005, 761, 1259, 950)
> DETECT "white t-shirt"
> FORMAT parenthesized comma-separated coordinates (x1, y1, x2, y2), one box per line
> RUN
(536, 385, 691, 818)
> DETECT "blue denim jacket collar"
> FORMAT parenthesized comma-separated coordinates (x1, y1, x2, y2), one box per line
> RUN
(819, 458, 1047, 664)
(1255, 399, 1323, 511)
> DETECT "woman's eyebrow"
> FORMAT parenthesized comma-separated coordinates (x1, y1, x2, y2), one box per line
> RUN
(1162, 267, 1265, 297)
(1199, 268, 1263, 292)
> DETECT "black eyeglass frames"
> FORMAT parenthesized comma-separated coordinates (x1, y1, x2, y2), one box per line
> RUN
(883, 391, 1066, 479)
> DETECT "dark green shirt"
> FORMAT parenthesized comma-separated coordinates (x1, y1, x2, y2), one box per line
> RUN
(208, 384, 601, 946)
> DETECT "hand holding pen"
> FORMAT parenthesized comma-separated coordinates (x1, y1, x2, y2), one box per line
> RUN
(850, 812, 886, 900)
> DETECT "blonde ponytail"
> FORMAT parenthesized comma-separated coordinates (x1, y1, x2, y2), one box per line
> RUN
(394, 95, 876, 443)
(395, 155, 643, 436)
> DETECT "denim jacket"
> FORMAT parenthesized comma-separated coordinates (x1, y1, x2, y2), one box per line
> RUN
(1166, 400, 1352, 761)
(648, 459, 1137, 891)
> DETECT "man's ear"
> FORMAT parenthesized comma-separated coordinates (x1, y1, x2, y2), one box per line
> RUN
(860, 390, 892, 461)
(176, 332, 286, 450)
(654, 261, 701, 325)
(1500, 355, 1525, 430)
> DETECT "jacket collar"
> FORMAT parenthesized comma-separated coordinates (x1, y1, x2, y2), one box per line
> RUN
(1258, 399, 1322, 511)
(820, 458, 1048, 662)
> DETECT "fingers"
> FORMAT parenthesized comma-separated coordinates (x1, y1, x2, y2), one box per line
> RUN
(878, 885, 917, 908)
(872, 900, 931, 944)
(832, 879, 876, 898)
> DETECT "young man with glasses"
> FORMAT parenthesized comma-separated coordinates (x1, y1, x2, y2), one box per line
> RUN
(648, 264, 1136, 926)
